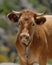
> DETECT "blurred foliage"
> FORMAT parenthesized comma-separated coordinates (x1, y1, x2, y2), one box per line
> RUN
(0, 19, 8, 27)
(1, 46, 10, 52)
(28, 0, 51, 13)
(0, 54, 9, 62)
(7, 35, 16, 46)
(0, 0, 20, 14)
(48, 60, 52, 64)
(0, 0, 52, 14)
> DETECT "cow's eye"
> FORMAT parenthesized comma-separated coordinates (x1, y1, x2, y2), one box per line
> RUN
(18, 22, 21, 25)
(32, 22, 35, 26)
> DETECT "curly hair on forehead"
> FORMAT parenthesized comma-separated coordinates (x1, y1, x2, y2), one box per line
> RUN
(20, 9, 37, 15)
(18, 10, 37, 20)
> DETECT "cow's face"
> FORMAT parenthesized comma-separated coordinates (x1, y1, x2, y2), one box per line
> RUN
(7, 10, 46, 47)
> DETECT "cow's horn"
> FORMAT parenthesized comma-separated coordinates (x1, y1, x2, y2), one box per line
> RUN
(12, 10, 20, 14)
(37, 11, 47, 16)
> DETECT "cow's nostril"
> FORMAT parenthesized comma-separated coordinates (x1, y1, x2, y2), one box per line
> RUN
(19, 34, 30, 41)
(26, 36, 30, 40)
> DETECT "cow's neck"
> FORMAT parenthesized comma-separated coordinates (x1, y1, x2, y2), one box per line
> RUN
(25, 46, 30, 58)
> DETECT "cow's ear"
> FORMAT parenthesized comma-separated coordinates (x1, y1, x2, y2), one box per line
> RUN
(7, 12, 19, 23)
(35, 17, 46, 25)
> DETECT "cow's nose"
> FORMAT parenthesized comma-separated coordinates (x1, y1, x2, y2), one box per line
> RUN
(19, 34, 30, 41)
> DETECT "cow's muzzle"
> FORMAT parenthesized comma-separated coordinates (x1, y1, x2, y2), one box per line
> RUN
(19, 33, 31, 47)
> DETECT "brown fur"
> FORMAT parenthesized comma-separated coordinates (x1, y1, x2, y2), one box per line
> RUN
(7, 9, 52, 65)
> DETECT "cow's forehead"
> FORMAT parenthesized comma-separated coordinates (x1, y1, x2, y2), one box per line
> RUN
(20, 10, 36, 16)
(19, 10, 37, 21)
(20, 14, 33, 19)
(19, 13, 34, 23)
(18, 10, 37, 24)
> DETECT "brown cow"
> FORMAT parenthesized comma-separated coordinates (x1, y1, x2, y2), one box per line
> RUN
(7, 9, 52, 65)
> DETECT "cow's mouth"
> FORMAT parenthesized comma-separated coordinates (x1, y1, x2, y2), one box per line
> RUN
(22, 40, 30, 47)
(22, 42, 28, 47)
(20, 39, 31, 47)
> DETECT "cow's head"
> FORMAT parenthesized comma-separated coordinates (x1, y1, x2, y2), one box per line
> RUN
(7, 9, 46, 47)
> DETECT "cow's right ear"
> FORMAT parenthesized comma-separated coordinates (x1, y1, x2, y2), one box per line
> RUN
(7, 12, 19, 23)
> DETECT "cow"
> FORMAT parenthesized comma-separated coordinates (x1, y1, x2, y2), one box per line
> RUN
(7, 9, 52, 65)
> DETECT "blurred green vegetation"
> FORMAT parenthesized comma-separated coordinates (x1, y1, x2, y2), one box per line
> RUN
(0, 54, 9, 62)
(0, 0, 52, 14)
(48, 60, 52, 64)
(28, 0, 51, 13)
(7, 35, 16, 46)
(0, 19, 8, 27)
(0, 0, 20, 14)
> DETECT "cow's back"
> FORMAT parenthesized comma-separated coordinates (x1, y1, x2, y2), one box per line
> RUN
(43, 15, 52, 59)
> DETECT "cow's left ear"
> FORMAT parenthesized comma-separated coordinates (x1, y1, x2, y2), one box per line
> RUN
(7, 11, 20, 23)
(35, 17, 46, 25)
